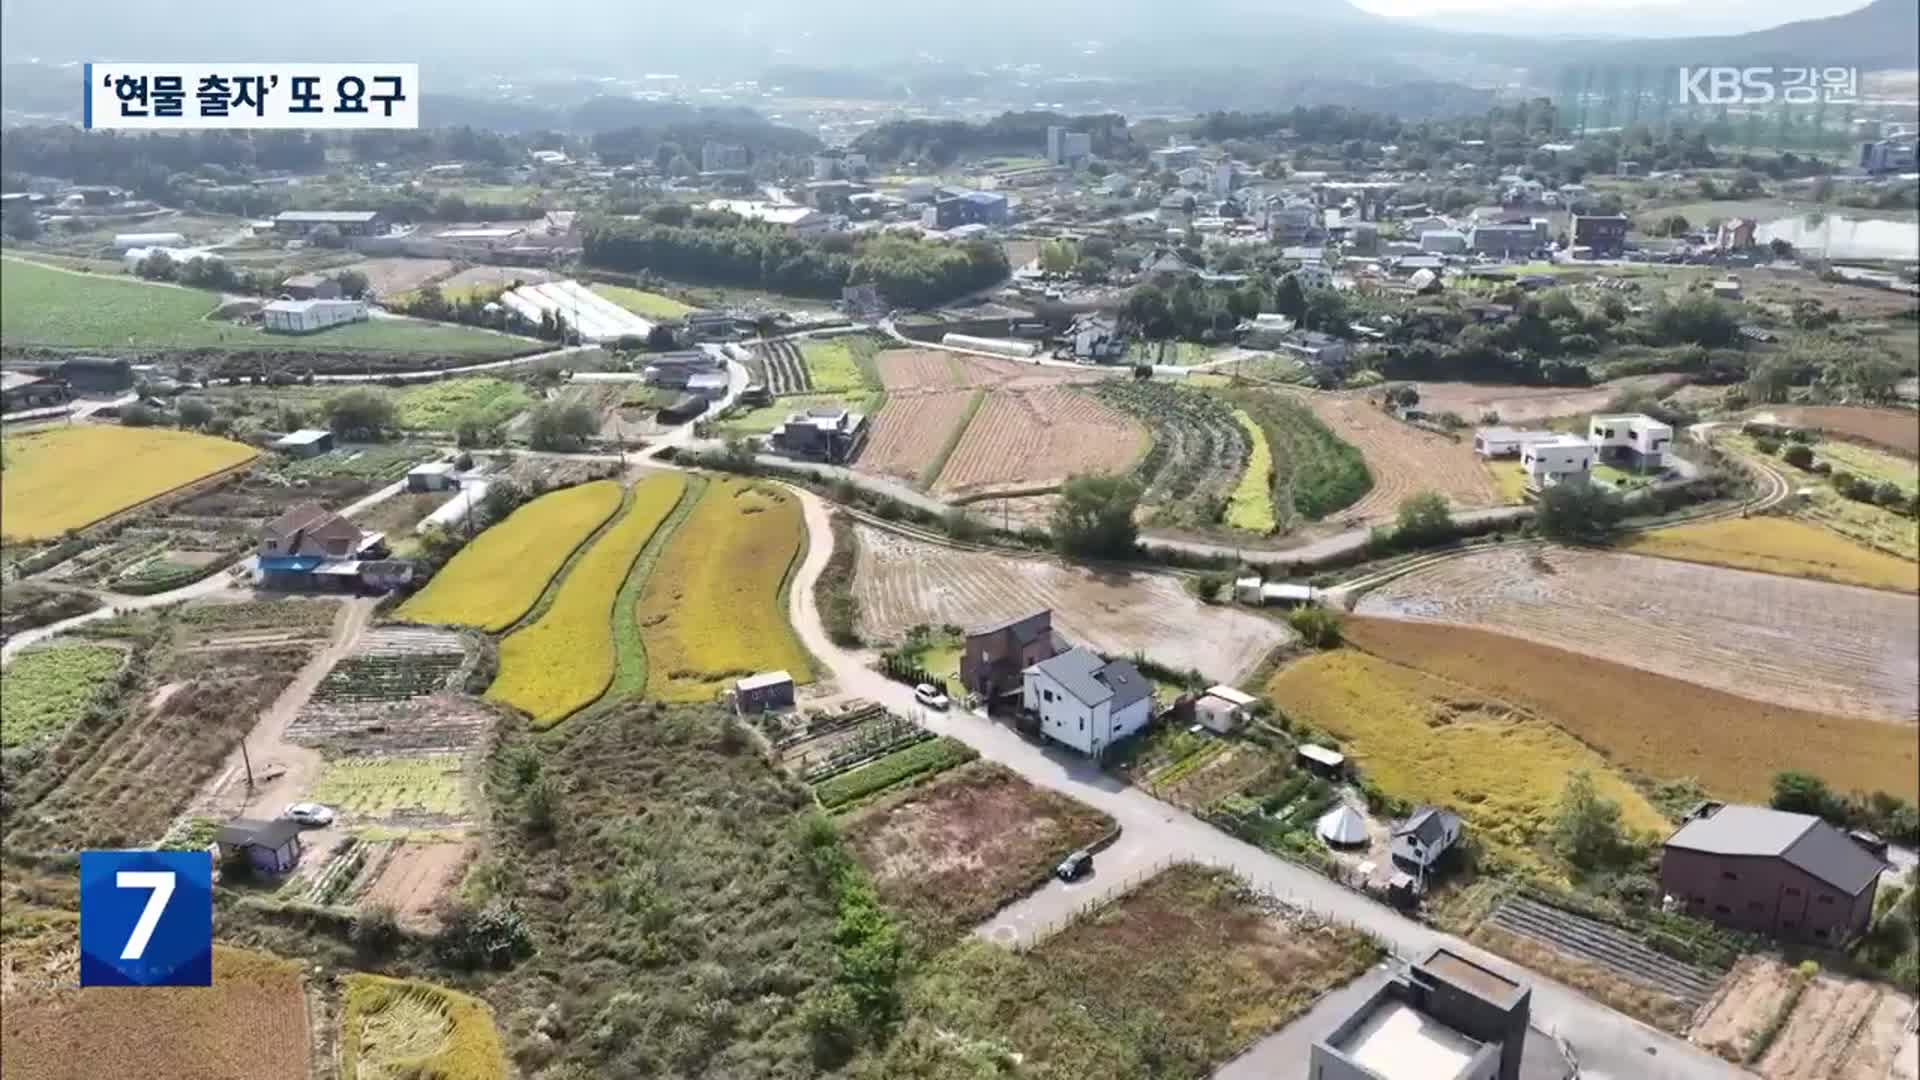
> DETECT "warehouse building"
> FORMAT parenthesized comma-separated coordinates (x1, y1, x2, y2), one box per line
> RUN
(263, 298, 369, 334)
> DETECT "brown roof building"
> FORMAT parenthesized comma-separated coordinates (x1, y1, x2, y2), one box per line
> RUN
(959, 610, 1067, 699)
(1660, 803, 1885, 946)
(259, 503, 367, 560)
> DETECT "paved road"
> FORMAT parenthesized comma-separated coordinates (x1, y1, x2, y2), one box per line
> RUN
(779, 483, 1745, 1080)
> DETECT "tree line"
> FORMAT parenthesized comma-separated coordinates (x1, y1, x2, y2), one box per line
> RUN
(850, 111, 1131, 166)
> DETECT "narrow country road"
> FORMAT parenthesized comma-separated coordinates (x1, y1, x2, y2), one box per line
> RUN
(778, 483, 1744, 1080)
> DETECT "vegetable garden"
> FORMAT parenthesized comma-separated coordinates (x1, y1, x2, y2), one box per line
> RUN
(310, 629, 470, 707)
(758, 340, 812, 394)
(0, 644, 124, 749)
(1091, 382, 1252, 531)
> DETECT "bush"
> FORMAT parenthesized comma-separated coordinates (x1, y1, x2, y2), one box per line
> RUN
(432, 899, 534, 970)
(1753, 436, 1781, 456)
(1533, 483, 1624, 543)
(1781, 443, 1814, 469)
(351, 904, 404, 958)
(1873, 481, 1906, 509)
(1288, 605, 1343, 649)
(1194, 572, 1228, 604)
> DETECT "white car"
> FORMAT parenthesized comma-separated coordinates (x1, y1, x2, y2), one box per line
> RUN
(280, 802, 335, 827)
(913, 683, 950, 711)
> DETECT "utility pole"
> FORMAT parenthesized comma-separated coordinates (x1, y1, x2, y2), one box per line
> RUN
(240, 738, 256, 790)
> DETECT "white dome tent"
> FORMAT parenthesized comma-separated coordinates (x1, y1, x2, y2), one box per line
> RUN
(1316, 805, 1369, 848)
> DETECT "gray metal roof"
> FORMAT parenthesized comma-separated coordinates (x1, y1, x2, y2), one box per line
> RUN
(215, 818, 303, 849)
(969, 609, 1052, 646)
(1394, 806, 1461, 846)
(1029, 647, 1152, 712)
(1666, 805, 1883, 896)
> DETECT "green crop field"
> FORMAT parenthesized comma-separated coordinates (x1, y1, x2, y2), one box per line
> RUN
(1231, 390, 1373, 521)
(799, 339, 873, 395)
(309, 756, 467, 818)
(0, 260, 533, 356)
(0, 645, 124, 749)
(589, 283, 698, 320)
(394, 378, 532, 431)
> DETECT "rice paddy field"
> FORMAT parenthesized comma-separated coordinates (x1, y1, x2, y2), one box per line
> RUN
(1224, 410, 1276, 532)
(0, 259, 531, 355)
(1, 425, 258, 542)
(340, 974, 507, 1080)
(0, 645, 123, 749)
(1726, 433, 1919, 561)
(1625, 516, 1918, 592)
(634, 478, 812, 702)
(489, 474, 688, 726)
(1342, 617, 1919, 801)
(588, 283, 697, 320)
(1266, 650, 1671, 867)
(396, 480, 623, 632)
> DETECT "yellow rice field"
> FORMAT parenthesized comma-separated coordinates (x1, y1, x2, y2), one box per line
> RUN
(1625, 516, 1917, 592)
(396, 480, 621, 632)
(340, 974, 506, 1080)
(0, 426, 257, 542)
(1224, 410, 1276, 533)
(1266, 650, 1669, 869)
(635, 478, 812, 702)
(488, 475, 687, 726)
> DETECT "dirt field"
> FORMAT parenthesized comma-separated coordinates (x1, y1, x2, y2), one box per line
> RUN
(1304, 394, 1502, 521)
(1410, 374, 1685, 425)
(1754, 405, 1920, 458)
(934, 387, 1148, 496)
(340, 257, 454, 296)
(1356, 546, 1919, 724)
(437, 264, 558, 293)
(852, 525, 1292, 681)
(358, 841, 471, 926)
(1692, 956, 1917, 1078)
(846, 762, 1112, 948)
(856, 389, 977, 483)
(873, 348, 1101, 392)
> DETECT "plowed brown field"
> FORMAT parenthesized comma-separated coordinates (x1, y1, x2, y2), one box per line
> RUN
(874, 348, 1101, 392)
(1410, 375, 1684, 425)
(934, 387, 1147, 496)
(1356, 546, 1919, 724)
(857, 389, 977, 482)
(1303, 394, 1502, 522)
(1755, 405, 1919, 458)
(852, 524, 1290, 681)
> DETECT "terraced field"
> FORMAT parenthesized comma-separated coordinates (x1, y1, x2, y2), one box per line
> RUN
(759, 340, 811, 394)
(1091, 381, 1251, 531)
(1357, 546, 1919, 724)
(1756, 405, 1919, 457)
(1625, 516, 1918, 592)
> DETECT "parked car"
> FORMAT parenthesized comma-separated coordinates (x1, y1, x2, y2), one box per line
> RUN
(1056, 849, 1093, 882)
(913, 683, 949, 710)
(280, 802, 335, 827)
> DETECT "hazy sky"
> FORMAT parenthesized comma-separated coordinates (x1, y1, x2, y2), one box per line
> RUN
(1354, 0, 1864, 25)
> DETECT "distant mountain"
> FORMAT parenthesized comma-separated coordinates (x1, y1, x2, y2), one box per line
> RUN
(1570, 0, 1920, 70)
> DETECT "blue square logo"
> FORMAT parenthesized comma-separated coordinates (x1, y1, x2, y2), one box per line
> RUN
(80, 850, 213, 987)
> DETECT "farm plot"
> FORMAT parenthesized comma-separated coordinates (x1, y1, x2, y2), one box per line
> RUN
(0, 584, 98, 643)
(1, 426, 258, 542)
(800, 337, 875, 395)
(310, 755, 467, 823)
(1357, 546, 1920, 725)
(393, 378, 531, 432)
(340, 974, 507, 1080)
(1343, 616, 1919, 801)
(634, 478, 812, 703)
(845, 761, 1113, 949)
(489, 473, 688, 727)
(1266, 650, 1669, 870)
(0, 946, 309, 1080)
(1757, 405, 1920, 458)
(885, 865, 1382, 1078)
(853, 525, 1289, 682)
(815, 736, 978, 812)
(933, 387, 1149, 497)
(589, 282, 695, 320)
(397, 479, 623, 632)
(1486, 895, 1725, 1009)
(854, 389, 978, 484)
(874, 347, 1099, 392)
(1625, 516, 1918, 592)
(0, 645, 124, 749)
(1294, 392, 1495, 521)
(356, 841, 472, 926)
(1091, 381, 1251, 531)
(1412, 375, 1684, 425)
(342, 257, 456, 296)
(767, 702, 929, 781)
(1690, 956, 1917, 1078)
(759, 339, 812, 394)
(308, 628, 469, 708)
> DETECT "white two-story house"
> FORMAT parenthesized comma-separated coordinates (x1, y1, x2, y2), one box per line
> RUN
(1021, 647, 1154, 757)
(1391, 807, 1463, 873)
(1588, 413, 1673, 471)
(1522, 435, 1595, 491)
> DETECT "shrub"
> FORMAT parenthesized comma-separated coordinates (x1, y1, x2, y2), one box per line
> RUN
(1195, 572, 1228, 604)
(1288, 606, 1344, 649)
(350, 904, 404, 959)
(1781, 443, 1814, 469)
(1874, 481, 1906, 509)
(1753, 436, 1781, 456)
(432, 899, 534, 970)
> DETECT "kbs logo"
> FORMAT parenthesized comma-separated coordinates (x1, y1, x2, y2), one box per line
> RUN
(79, 850, 213, 987)
(1679, 67, 1859, 105)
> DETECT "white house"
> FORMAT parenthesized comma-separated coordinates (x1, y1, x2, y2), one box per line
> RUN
(1472, 426, 1557, 458)
(1391, 807, 1463, 872)
(1021, 647, 1154, 757)
(262, 298, 368, 334)
(1588, 413, 1673, 471)
(1523, 435, 1595, 490)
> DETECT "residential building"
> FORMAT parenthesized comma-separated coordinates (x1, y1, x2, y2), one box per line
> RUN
(734, 671, 795, 714)
(1277, 331, 1350, 375)
(405, 462, 459, 492)
(684, 311, 739, 340)
(1468, 221, 1538, 258)
(1046, 125, 1093, 167)
(215, 819, 304, 875)
(1404, 215, 1452, 238)
(922, 189, 1011, 230)
(1420, 229, 1468, 255)
(810, 149, 867, 180)
(1858, 139, 1917, 175)
(1149, 143, 1202, 171)
(1662, 802, 1884, 945)
(685, 370, 730, 400)
(1587, 413, 1672, 471)
(263, 298, 369, 334)
(1068, 313, 1125, 362)
(272, 429, 335, 458)
(1391, 807, 1463, 873)
(1021, 647, 1153, 757)
(1289, 260, 1334, 290)
(1471, 427, 1556, 458)
(642, 350, 725, 389)
(1269, 203, 1318, 243)
(1570, 214, 1630, 257)
(1522, 435, 1595, 489)
(960, 610, 1066, 699)
(1312, 948, 1532, 1080)
(769, 406, 867, 464)
(279, 272, 342, 300)
(705, 199, 830, 235)
(1716, 218, 1757, 251)
(701, 141, 749, 172)
(271, 209, 386, 237)
(259, 503, 369, 561)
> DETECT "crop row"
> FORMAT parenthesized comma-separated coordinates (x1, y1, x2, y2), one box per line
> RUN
(1235, 391, 1373, 521)
(1092, 381, 1250, 527)
(312, 655, 465, 704)
(760, 340, 811, 395)
(799, 714, 932, 781)
(813, 736, 979, 810)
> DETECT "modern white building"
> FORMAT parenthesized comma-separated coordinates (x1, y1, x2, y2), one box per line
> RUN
(1588, 413, 1673, 471)
(1522, 435, 1595, 489)
(1471, 427, 1557, 458)
(262, 298, 368, 334)
(1021, 647, 1154, 757)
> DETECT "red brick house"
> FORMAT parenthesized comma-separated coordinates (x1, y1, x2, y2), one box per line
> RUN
(959, 610, 1066, 700)
(1661, 803, 1885, 946)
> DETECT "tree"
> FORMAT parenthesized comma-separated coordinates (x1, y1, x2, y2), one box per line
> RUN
(1394, 491, 1454, 546)
(1771, 770, 1839, 819)
(332, 269, 370, 299)
(175, 397, 214, 429)
(1781, 443, 1814, 469)
(120, 403, 161, 427)
(527, 402, 599, 452)
(136, 250, 177, 281)
(1533, 483, 1623, 543)
(1039, 239, 1076, 275)
(2, 201, 40, 242)
(479, 479, 527, 525)
(1552, 771, 1633, 870)
(323, 388, 397, 441)
(645, 324, 677, 351)
(309, 224, 345, 249)
(1274, 274, 1307, 321)
(1049, 473, 1142, 559)
(1288, 606, 1344, 649)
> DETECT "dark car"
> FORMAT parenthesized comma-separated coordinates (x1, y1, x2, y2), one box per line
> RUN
(1055, 850, 1093, 882)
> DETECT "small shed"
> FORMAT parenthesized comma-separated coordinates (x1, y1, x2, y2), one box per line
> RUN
(686, 371, 730, 400)
(735, 670, 796, 713)
(407, 461, 459, 492)
(214, 818, 304, 874)
(1296, 743, 1346, 777)
(1194, 696, 1240, 735)
(1317, 805, 1370, 847)
(273, 429, 334, 458)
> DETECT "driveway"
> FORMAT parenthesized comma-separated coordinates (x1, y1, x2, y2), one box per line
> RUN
(779, 483, 1744, 1080)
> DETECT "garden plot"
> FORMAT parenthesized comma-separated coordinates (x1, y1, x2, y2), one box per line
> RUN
(1356, 546, 1920, 724)
(759, 339, 811, 394)
(1092, 381, 1251, 531)
(309, 755, 468, 826)
(933, 386, 1149, 497)
(1691, 956, 1915, 1078)
(845, 762, 1113, 949)
(343, 257, 456, 296)
(308, 627, 471, 708)
(765, 702, 928, 781)
(356, 841, 473, 926)
(1301, 392, 1499, 521)
(852, 525, 1290, 682)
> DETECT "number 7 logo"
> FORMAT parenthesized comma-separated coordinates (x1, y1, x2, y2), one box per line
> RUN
(81, 851, 212, 986)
